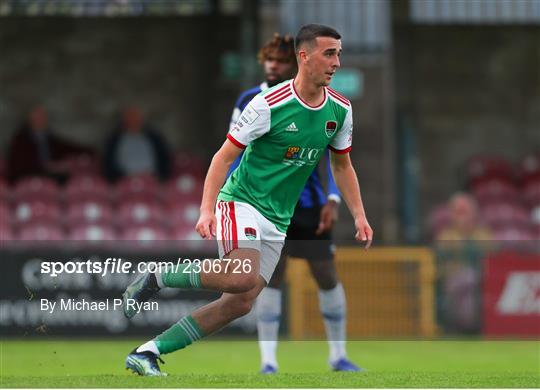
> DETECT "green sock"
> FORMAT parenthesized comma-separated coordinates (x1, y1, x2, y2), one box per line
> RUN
(154, 315, 205, 355)
(161, 263, 201, 289)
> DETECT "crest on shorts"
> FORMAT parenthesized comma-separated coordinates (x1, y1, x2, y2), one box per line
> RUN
(325, 121, 337, 137)
(245, 227, 257, 241)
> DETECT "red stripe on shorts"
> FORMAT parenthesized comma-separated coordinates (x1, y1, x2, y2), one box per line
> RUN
(229, 201, 238, 251)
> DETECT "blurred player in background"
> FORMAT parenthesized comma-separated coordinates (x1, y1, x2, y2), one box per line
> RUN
(228, 33, 361, 373)
(122, 24, 372, 377)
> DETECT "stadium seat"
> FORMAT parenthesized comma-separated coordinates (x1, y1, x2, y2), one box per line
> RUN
(118, 200, 165, 226)
(115, 174, 161, 203)
(170, 224, 213, 251)
(12, 177, 60, 203)
(14, 200, 61, 227)
(169, 201, 200, 227)
(17, 222, 65, 241)
(63, 153, 99, 176)
(518, 152, 540, 182)
(0, 224, 13, 242)
(165, 173, 204, 205)
(173, 151, 207, 176)
(66, 201, 113, 226)
(467, 155, 514, 185)
(120, 225, 170, 249)
(0, 202, 10, 227)
(493, 225, 535, 241)
(0, 178, 8, 202)
(69, 224, 117, 241)
(64, 175, 110, 203)
(480, 201, 529, 228)
(472, 177, 518, 203)
(523, 178, 540, 207)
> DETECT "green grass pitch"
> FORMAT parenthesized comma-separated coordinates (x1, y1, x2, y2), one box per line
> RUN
(1, 339, 538, 388)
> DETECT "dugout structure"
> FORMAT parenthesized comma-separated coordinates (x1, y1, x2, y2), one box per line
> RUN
(287, 247, 436, 338)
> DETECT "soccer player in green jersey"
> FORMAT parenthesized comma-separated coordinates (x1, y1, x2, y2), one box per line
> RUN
(123, 24, 373, 376)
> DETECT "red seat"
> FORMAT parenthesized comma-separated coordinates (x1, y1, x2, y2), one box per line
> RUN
(467, 155, 514, 185)
(64, 175, 110, 203)
(63, 154, 99, 176)
(0, 224, 13, 242)
(17, 223, 65, 241)
(13, 177, 60, 203)
(118, 201, 165, 226)
(173, 152, 207, 176)
(169, 201, 200, 227)
(518, 152, 540, 182)
(170, 224, 214, 251)
(14, 200, 61, 227)
(532, 205, 540, 225)
(165, 173, 203, 205)
(67, 201, 113, 225)
(120, 225, 170, 249)
(69, 224, 117, 241)
(493, 225, 535, 241)
(115, 174, 161, 203)
(523, 178, 540, 207)
(481, 201, 529, 228)
(0, 202, 10, 227)
(472, 178, 518, 203)
(0, 178, 9, 202)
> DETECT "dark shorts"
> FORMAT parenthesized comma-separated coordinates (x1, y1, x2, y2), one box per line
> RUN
(283, 207, 335, 262)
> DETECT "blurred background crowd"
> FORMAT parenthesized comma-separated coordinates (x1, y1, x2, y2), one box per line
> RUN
(0, 0, 538, 338)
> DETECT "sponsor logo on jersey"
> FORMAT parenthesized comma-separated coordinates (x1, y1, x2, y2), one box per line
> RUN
(283, 146, 323, 166)
(325, 121, 337, 137)
(285, 122, 299, 132)
(244, 227, 257, 240)
(242, 104, 260, 124)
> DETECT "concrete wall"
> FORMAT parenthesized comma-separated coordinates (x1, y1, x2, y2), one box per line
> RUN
(0, 16, 241, 158)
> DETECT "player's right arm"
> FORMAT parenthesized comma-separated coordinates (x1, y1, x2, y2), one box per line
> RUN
(196, 141, 243, 239)
(196, 94, 271, 239)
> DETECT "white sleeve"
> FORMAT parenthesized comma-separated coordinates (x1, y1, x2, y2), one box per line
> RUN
(227, 94, 271, 149)
(229, 107, 241, 133)
(329, 106, 353, 154)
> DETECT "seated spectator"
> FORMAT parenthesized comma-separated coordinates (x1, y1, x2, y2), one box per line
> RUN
(436, 193, 492, 241)
(7, 105, 93, 184)
(103, 106, 171, 182)
(435, 193, 492, 334)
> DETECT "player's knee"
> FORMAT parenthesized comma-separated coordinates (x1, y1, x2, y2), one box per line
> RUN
(222, 294, 255, 318)
(223, 273, 258, 293)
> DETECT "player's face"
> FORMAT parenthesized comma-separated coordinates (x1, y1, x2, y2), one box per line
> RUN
(263, 52, 296, 85)
(303, 37, 342, 87)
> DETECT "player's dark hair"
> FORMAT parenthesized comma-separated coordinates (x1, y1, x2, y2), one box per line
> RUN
(294, 24, 341, 53)
(258, 33, 296, 64)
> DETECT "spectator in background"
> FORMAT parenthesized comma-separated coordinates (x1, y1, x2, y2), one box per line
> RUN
(103, 106, 171, 182)
(435, 193, 492, 334)
(7, 105, 93, 184)
(436, 193, 491, 241)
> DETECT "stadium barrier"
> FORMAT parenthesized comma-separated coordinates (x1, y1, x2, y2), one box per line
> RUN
(287, 247, 437, 339)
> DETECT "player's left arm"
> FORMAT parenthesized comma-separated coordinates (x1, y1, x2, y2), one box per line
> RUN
(328, 106, 372, 248)
(330, 152, 372, 248)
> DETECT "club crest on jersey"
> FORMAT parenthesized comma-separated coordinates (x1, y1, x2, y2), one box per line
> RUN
(325, 121, 337, 137)
(244, 227, 257, 240)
